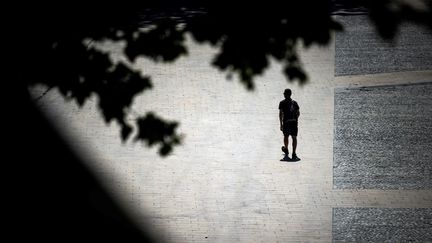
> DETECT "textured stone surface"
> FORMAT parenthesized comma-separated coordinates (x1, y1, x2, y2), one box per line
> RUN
(333, 208, 432, 242)
(334, 83, 432, 189)
(335, 15, 432, 76)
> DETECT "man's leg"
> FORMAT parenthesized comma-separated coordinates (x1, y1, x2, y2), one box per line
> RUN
(291, 136, 300, 160)
(282, 136, 289, 155)
(281, 123, 290, 156)
(292, 136, 297, 154)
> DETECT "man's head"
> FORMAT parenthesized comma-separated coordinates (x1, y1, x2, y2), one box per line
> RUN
(284, 88, 292, 99)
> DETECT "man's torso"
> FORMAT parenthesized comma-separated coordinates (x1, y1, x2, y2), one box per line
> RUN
(279, 99, 299, 122)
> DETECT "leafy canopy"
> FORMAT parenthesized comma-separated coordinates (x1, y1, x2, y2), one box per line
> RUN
(17, 0, 432, 155)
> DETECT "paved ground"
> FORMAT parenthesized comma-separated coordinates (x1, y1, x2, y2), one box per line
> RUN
(31, 17, 432, 242)
(334, 82, 432, 189)
(335, 15, 432, 76)
(333, 208, 432, 242)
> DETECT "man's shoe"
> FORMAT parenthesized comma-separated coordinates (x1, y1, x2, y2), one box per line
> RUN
(291, 153, 300, 161)
(281, 146, 288, 155)
(282, 154, 291, 161)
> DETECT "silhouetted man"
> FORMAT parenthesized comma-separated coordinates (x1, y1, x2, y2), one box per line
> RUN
(279, 88, 300, 161)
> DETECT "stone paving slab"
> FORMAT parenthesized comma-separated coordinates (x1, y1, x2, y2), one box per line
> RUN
(333, 208, 432, 242)
(334, 82, 432, 189)
(335, 70, 432, 88)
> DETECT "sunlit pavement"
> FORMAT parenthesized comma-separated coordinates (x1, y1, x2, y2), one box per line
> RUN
(32, 26, 432, 242)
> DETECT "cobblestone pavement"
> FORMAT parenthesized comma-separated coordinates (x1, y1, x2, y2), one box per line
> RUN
(333, 208, 432, 242)
(335, 15, 432, 76)
(32, 28, 432, 243)
(334, 82, 432, 189)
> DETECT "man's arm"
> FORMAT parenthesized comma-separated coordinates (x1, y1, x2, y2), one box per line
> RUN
(279, 110, 284, 131)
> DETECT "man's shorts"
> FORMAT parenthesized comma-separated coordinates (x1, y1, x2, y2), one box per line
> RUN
(282, 121, 298, 137)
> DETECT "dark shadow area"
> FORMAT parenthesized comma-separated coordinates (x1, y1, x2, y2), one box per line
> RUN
(5, 84, 159, 241)
(280, 159, 301, 163)
(280, 154, 301, 162)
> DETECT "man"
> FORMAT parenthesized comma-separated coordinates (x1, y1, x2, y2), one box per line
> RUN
(279, 88, 300, 161)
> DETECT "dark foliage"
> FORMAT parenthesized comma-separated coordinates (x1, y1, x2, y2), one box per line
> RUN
(16, 1, 432, 155)
(16, 1, 343, 156)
